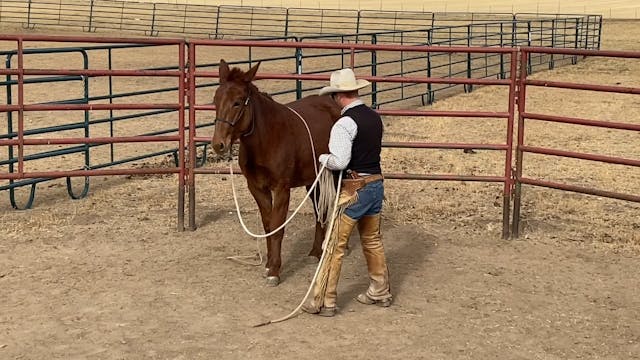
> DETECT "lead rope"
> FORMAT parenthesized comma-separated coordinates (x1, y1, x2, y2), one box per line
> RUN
(226, 106, 335, 266)
(253, 171, 342, 327)
(287, 107, 333, 225)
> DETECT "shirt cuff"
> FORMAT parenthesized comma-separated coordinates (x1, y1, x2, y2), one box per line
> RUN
(318, 154, 330, 166)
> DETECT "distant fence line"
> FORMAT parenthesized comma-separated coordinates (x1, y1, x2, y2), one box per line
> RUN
(0, 0, 601, 46)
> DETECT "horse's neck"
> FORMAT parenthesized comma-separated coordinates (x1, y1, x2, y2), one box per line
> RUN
(241, 91, 291, 155)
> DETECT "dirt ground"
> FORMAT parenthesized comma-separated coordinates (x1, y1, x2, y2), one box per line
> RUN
(1, 20, 640, 359)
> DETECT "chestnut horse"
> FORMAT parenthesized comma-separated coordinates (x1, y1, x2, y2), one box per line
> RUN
(211, 59, 342, 286)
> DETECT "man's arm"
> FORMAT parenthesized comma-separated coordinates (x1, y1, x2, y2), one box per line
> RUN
(318, 117, 357, 170)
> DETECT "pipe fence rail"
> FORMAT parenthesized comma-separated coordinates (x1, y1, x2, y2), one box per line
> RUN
(1, 34, 637, 240)
(511, 46, 640, 237)
(0, 0, 601, 46)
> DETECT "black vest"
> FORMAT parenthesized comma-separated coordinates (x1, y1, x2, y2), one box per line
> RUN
(343, 104, 383, 175)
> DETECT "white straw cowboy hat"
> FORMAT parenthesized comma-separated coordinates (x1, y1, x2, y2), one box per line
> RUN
(319, 68, 370, 96)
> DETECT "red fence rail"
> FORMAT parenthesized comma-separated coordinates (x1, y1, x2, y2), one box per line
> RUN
(1, 34, 638, 239)
(0, 34, 189, 229)
(186, 39, 519, 238)
(512, 46, 640, 237)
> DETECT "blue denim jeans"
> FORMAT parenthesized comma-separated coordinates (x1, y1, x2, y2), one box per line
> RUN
(344, 180, 384, 220)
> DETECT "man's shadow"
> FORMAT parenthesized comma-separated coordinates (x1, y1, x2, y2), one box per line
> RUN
(339, 221, 435, 303)
(280, 217, 435, 299)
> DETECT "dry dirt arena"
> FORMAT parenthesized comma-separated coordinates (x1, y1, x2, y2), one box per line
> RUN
(1, 20, 640, 359)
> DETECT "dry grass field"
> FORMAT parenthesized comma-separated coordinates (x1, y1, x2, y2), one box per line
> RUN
(155, 0, 640, 18)
(0, 14, 639, 360)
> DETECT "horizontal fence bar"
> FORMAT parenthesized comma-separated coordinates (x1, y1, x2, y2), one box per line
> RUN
(377, 110, 509, 118)
(191, 167, 506, 183)
(0, 69, 183, 77)
(519, 177, 640, 203)
(383, 142, 508, 150)
(520, 145, 640, 167)
(191, 72, 513, 86)
(0, 34, 185, 44)
(0, 135, 180, 146)
(189, 39, 518, 53)
(522, 112, 640, 131)
(523, 46, 640, 58)
(0, 168, 179, 180)
(192, 103, 510, 119)
(0, 104, 180, 112)
(383, 173, 506, 182)
(525, 79, 640, 94)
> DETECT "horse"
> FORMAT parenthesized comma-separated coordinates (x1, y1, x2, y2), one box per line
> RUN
(211, 59, 342, 286)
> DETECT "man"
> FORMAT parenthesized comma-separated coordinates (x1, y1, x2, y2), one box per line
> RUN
(303, 68, 392, 317)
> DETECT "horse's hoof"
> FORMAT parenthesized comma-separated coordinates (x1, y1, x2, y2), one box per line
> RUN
(263, 268, 270, 278)
(305, 256, 320, 264)
(266, 276, 280, 286)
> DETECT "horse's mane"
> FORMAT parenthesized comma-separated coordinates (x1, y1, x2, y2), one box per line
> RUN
(228, 67, 273, 100)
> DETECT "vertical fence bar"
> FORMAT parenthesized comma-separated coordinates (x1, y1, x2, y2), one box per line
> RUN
(511, 49, 529, 238)
(16, 38, 24, 176)
(24, 0, 33, 29)
(214, 7, 221, 39)
(175, 42, 186, 231)
(502, 49, 518, 239)
(355, 10, 361, 41)
(596, 16, 603, 50)
(426, 29, 433, 104)
(87, 0, 95, 32)
(187, 43, 196, 231)
(295, 45, 302, 99)
(149, 3, 158, 36)
(465, 25, 472, 93)
(284, 8, 289, 37)
(370, 33, 377, 108)
(108, 48, 115, 162)
(572, 19, 580, 64)
(549, 19, 556, 69)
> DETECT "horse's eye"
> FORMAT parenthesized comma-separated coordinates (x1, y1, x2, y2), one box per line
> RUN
(233, 101, 241, 107)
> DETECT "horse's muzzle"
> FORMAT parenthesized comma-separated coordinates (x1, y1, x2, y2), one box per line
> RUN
(212, 141, 226, 154)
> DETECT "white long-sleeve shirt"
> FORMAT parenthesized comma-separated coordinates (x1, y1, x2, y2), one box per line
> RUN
(318, 100, 364, 170)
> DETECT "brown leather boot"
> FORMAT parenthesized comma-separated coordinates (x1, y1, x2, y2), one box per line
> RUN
(356, 214, 392, 305)
(304, 213, 357, 316)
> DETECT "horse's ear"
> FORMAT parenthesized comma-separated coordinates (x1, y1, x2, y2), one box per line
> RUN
(243, 61, 261, 83)
(219, 59, 229, 84)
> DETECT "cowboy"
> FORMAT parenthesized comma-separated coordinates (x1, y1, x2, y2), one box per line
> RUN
(303, 68, 392, 317)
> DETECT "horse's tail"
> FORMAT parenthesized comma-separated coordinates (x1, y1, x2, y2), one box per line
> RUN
(316, 169, 337, 226)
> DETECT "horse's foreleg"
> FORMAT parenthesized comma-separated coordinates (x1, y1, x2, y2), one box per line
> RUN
(265, 188, 291, 286)
(246, 182, 273, 278)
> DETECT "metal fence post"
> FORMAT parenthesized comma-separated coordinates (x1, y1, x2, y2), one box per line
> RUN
(572, 18, 580, 64)
(295, 45, 302, 100)
(424, 29, 433, 105)
(284, 8, 289, 37)
(214, 6, 221, 39)
(465, 25, 473, 93)
(86, 0, 95, 32)
(549, 19, 556, 69)
(370, 33, 377, 108)
(356, 10, 361, 38)
(147, 3, 158, 37)
(499, 22, 506, 79)
(23, 0, 34, 29)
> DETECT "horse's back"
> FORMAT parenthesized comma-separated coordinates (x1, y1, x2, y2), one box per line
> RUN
(288, 95, 342, 124)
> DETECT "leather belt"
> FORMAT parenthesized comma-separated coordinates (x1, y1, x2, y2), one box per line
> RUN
(361, 173, 384, 184)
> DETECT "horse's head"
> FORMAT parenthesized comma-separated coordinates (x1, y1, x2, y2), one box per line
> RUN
(211, 59, 261, 155)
